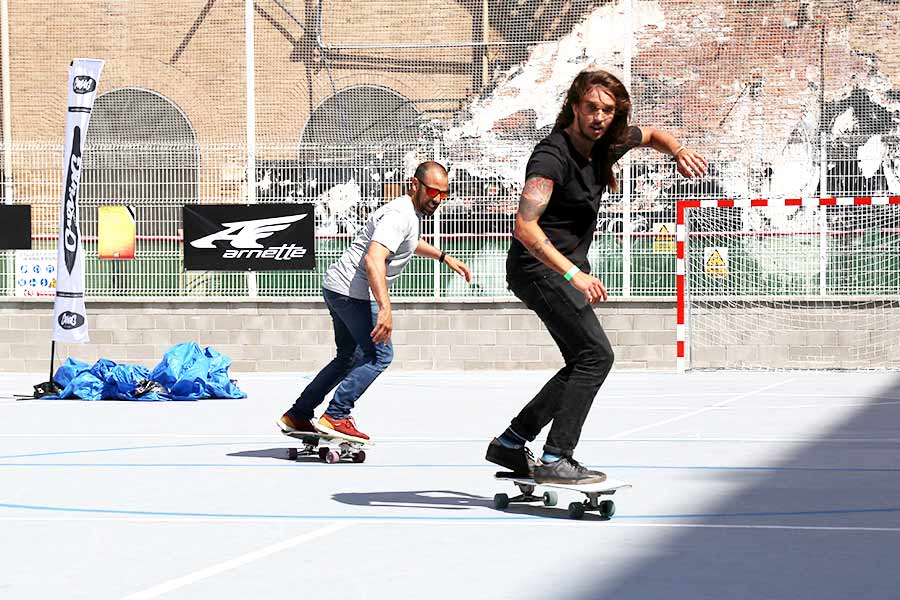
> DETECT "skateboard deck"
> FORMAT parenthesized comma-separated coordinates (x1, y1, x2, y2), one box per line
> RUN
(494, 471, 631, 519)
(280, 428, 373, 464)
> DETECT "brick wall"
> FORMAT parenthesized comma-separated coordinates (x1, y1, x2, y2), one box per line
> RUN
(7, 1, 899, 150)
(5, 0, 480, 151)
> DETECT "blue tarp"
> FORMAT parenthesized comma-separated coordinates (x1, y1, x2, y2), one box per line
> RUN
(48, 343, 246, 401)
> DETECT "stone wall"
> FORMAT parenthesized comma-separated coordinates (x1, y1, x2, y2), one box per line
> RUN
(0, 299, 676, 372)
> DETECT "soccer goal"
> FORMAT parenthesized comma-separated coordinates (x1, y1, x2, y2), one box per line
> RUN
(676, 197, 900, 371)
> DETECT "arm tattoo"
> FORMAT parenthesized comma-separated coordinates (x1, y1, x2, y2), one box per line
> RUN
(529, 238, 553, 258)
(517, 176, 553, 222)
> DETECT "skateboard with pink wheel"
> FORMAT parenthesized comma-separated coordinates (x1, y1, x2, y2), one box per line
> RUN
(280, 429, 372, 463)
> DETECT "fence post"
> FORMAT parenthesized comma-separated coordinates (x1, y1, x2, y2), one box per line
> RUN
(819, 130, 827, 295)
(2, 0, 14, 296)
(433, 139, 442, 298)
(621, 0, 633, 297)
(817, 21, 827, 297)
(1, 0, 13, 205)
(245, 0, 258, 298)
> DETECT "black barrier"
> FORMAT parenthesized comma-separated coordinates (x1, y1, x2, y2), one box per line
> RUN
(0, 205, 32, 249)
(182, 204, 315, 271)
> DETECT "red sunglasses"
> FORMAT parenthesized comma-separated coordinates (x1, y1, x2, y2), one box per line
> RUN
(417, 179, 449, 200)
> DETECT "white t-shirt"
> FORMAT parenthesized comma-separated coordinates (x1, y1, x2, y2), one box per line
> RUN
(323, 195, 422, 300)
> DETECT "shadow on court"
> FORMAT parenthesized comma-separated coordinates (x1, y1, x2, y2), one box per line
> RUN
(333, 490, 493, 510)
(563, 375, 900, 600)
(227, 448, 296, 461)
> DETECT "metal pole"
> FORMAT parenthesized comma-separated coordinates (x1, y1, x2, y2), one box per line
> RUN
(621, 0, 633, 297)
(481, 0, 489, 90)
(818, 21, 827, 296)
(819, 198, 827, 295)
(1, 0, 13, 204)
(245, 0, 258, 298)
(48, 340, 55, 388)
(433, 140, 441, 298)
(2, 0, 15, 303)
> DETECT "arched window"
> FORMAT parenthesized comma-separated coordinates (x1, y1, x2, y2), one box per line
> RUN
(81, 88, 199, 239)
(292, 86, 423, 235)
(300, 85, 421, 146)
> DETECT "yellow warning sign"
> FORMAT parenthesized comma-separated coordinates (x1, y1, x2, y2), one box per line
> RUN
(652, 223, 675, 254)
(704, 247, 728, 278)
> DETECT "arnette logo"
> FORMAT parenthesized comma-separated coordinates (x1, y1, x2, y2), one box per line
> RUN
(73, 76, 96, 94)
(63, 127, 83, 274)
(190, 214, 308, 261)
(58, 311, 85, 330)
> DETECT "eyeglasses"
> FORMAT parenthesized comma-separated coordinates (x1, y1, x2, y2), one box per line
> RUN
(417, 179, 449, 200)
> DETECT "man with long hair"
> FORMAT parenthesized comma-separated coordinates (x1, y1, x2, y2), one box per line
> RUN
(486, 69, 707, 484)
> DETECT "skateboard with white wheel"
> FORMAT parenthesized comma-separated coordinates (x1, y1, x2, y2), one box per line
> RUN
(280, 429, 372, 463)
(493, 472, 631, 519)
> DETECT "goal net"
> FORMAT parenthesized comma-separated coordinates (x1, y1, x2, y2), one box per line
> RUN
(677, 197, 900, 371)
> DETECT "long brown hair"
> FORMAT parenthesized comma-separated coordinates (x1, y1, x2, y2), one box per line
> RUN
(554, 69, 632, 192)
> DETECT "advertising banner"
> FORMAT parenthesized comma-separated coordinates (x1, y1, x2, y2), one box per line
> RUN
(183, 204, 315, 271)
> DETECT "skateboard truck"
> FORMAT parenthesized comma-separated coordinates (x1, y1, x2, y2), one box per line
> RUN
(493, 481, 559, 509)
(493, 472, 628, 520)
(283, 432, 367, 464)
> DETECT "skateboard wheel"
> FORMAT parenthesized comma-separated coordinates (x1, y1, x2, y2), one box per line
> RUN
(493, 493, 510, 509)
(599, 500, 615, 518)
(568, 502, 585, 520)
(542, 491, 558, 507)
(288, 448, 298, 460)
(325, 449, 341, 464)
(352, 450, 366, 463)
(317, 447, 329, 460)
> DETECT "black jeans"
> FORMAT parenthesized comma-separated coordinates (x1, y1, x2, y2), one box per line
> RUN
(507, 274, 615, 457)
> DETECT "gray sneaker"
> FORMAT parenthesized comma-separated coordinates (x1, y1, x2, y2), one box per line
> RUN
(533, 457, 606, 485)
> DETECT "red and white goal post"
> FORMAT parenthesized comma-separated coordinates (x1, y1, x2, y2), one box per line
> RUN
(676, 197, 900, 372)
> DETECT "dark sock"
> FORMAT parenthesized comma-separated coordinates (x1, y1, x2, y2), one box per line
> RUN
(498, 428, 525, 449)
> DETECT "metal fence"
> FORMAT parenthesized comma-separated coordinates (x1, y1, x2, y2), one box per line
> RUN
(2, 1, 899, 300)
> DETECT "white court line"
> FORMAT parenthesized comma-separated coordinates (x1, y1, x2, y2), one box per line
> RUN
(119, 521, 349, 600)
(608, 379, 795, 440)
(3, 517, 899, 534)
(751, 401, 900, 409)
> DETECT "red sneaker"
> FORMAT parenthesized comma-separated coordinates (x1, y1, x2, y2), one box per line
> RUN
(316, 414, 370, 441)
(278, 413, 317, 434)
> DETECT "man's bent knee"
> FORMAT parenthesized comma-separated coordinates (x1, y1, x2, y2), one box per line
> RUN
(361, 343, 393, 371)
(577, 343, 614, 381)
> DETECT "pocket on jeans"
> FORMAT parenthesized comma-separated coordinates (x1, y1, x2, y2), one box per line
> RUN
(514, 278, 557, 320)
(545, 281, 584, 320)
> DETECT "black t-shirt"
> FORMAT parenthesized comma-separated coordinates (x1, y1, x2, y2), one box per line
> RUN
(507, 125, 642, 283)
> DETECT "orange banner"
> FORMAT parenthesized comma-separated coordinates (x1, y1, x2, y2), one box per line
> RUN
(98, 205, 136, 260)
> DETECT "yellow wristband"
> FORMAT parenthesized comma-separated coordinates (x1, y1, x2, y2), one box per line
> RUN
(674, 145, 687, 157)
(563, 266, 580, 281)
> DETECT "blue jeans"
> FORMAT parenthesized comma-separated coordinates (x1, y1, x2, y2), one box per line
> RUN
(289, 288, 394, 420)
